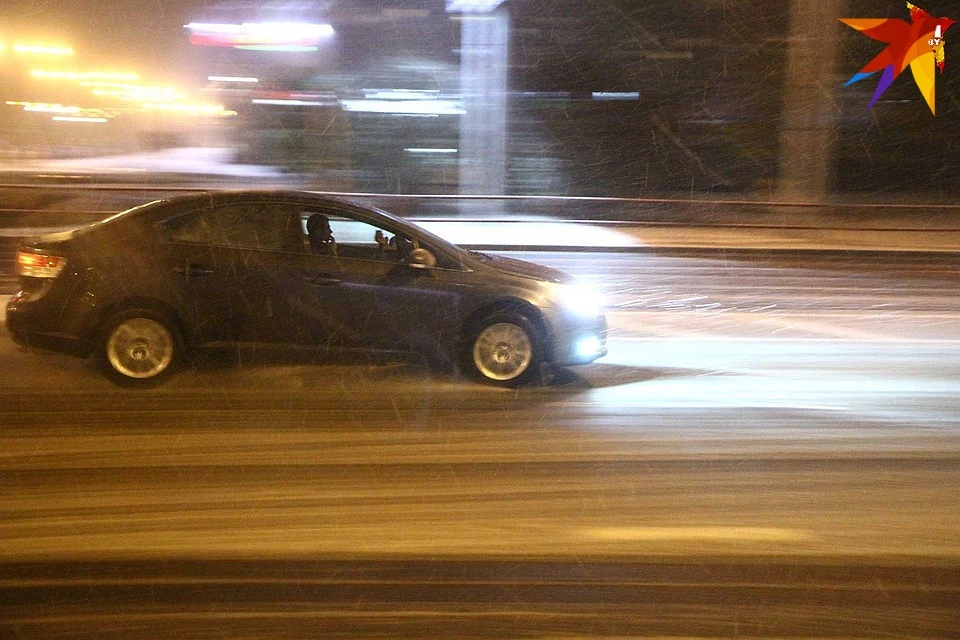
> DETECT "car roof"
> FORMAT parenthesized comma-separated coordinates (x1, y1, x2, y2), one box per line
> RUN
(113, 189, 475, 267)
(159, 190, 360, 211)
(114, 190, 389, 226)
(158, 190, 420, 234)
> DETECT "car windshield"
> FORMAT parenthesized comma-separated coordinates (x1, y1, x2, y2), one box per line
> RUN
(361, 202, 471, 260)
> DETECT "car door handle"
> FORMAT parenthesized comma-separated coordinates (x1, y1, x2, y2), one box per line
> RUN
(173, 264, 214, 277)
(303, 275, 340, 287)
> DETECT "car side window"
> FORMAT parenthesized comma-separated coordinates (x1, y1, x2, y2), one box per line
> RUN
(301, 212, 412, 263)
(162, 209, 210, 245)
(164, 203, 303, 253)
(298, 208, 463, 270)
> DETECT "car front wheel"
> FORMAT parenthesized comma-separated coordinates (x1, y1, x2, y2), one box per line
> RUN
(97, 308, 183, 387)
(464, 311, 542, 386)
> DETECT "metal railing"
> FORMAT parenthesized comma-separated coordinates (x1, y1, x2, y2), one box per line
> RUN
(2, 184, 960, 233)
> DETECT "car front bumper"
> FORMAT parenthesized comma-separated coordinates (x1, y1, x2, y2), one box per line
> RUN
(544, 308, 608, 366)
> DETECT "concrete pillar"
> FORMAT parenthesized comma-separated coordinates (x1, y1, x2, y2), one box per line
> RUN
(456, 6, 509, 211)
(777, 0, 845, 202)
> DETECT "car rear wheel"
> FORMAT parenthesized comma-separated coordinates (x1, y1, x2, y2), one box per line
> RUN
(464, 311, 542, 386)
(97, 308, 183, 387)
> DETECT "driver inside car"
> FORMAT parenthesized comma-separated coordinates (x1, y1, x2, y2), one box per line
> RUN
(375, 229, 415, 262)
(306, 213, 338, 256)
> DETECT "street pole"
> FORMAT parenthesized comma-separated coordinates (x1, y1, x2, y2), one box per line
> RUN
(777, 0, 845, 203)
(457, 6, 509, 214)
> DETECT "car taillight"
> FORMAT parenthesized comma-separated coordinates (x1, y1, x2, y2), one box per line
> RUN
(16, 250, 67, 278)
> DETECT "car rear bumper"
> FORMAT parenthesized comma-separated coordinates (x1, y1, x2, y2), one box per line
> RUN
(6, 291, 94, 356)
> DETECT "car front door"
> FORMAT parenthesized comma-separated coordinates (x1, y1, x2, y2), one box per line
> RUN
(278, 208, 469, 353)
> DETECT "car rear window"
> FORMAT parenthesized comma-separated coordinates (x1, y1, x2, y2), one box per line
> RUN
(163, 203, 303, 253)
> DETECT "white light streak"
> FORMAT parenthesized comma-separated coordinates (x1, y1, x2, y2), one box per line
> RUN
(251, 98, 326, 106)
(364, 89, 441, 100)
(13, 44, 74, 56)
(208, 75, 259, 83)
(185, 21, 334, 49)
(405, 148, 458, 153)
(340, 99, 465, 116)
(185, 22, 334, 38)
(32, 70, 140, 81)
(52, 116, 108, 123)
(85, 83, 181, 101)
(235, 45, 318, 52)
(592, 91, 640, 100)
(24, 103, 82, 114)
(142, 102, 232, 116)
(445, 0, 507, 12)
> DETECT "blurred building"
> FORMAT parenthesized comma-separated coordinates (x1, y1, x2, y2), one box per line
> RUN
(4, 0, 959, 202)
(0, 36, 235, 159)
(186, 0, 799, 198)
(185, 0, 460, 193)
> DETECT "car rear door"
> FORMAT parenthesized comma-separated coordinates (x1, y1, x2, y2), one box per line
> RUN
(160, 201, 305, 345)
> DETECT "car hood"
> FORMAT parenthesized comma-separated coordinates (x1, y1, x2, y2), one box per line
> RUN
(481, 253, 570, 284)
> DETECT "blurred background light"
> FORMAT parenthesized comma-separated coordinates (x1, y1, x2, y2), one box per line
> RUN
(251, 98, 325, 106)
(85, 84, 183, 101)
(591, 92, 640, 101)
(445, 0, 507, 13)
(208, 76, 259, 83)
(51, 116, 108, 123)
(235, 44, 318, 52)
(142, 102, 234, 116)
(405, 148, 458, 154)
(12, 44, 74, 56)
(340, 99, 465, 116)
(185, 21, 334, 49)
(364, 89, 442, 101)
(32, 70, 140, 81)
(13, 102, 83, 114)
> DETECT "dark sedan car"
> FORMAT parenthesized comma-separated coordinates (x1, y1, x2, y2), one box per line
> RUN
(6, 191, 607, 387)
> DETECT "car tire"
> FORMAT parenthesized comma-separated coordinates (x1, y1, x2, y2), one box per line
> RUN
(96, 307, 184, 388)
(462, 310, 542, 387)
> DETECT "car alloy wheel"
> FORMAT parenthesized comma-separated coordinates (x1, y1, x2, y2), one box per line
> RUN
(472, 321, 534, 382)
(106, 317, 175, 379)
(98, 308, 183, 387)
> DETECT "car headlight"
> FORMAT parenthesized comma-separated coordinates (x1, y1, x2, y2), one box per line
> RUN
(574, 335, 604, 358)
(551, 282, 605, 317)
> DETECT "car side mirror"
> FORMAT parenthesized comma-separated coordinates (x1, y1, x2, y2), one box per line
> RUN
(408, 247, 437, 269)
